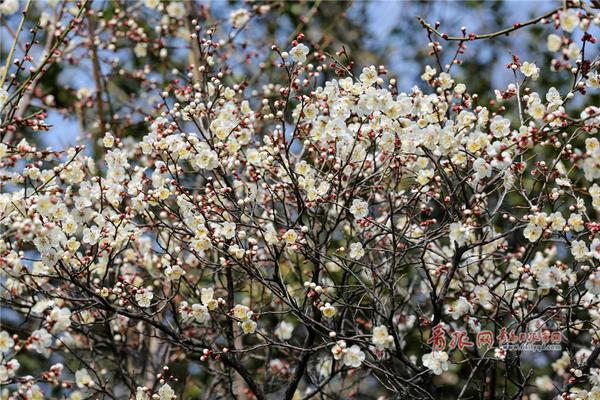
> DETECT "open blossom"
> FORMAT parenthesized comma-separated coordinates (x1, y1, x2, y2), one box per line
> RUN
(489, 115, 510, 138)
(49, 307, 71, 333)
(449, 222, 470, 246)
(283, 229, 298, 245)
(29, 329, 52, 354)
(158, 383, 175, 400)
(321, 303, 336, 318)
(473, 158, 492, 180)
(523, 223, 543, 242)
(289, 43, 309, 63)
(547, 33, 562, 52)
(571, 240, 589, 261)
(217, 222, 236, 239)
(191, 304, 209, 323)
(349, 199, 369, 219)
(75, 369, 93, 388)
(422, 351, 449, 375)
(274, 321, 294, 341)
(520, 62, 539, 80)
(166, 2, 186, 18)
(372, 325, 394, 349)
(0, 89, 8, 107)
(230, 9, 250, 28)
(349, 242, 365, 259)
(330, 340, 346, 361)
(0, 0, 19, 15)
(143, 0, 159, 8)
(447, 296, 473, 320)
(201, 288, 218, 310)
(0, 331, 14, 353)
(0, 359, 19, 382)
(233, 305, 253, 321)
(165, 265, 185, 280)
(242, 319, 257, 334)
(560, 9, 580, 32)
(135, 290, 154, 308)
(343, 345, 365, 368)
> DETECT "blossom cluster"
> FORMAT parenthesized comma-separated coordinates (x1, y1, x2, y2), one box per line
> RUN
(1, 1, 600, 399)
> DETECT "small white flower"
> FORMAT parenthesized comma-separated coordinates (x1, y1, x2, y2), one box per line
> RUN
(331, 340, 346, 360)
(321, 303, 336, 318)
(422, 351, 449, 375)
(0, 331, 14, 353)
(143, 0, 160, 9)
(135, 290, 153, 308)
(449, 222, 470, 246)
(489, 115, 510, 138)
(29, 328, 52, 354)
(191, 304, 209, 323)
(290, 43, 309, 63)
(229, 9, 250, 29)
(241, 319, 257, 334)
(217, 222, 236, 240)
(547, 33, 562, 52)
(447, 296, 472, 320)
(560, 9, 580, 33)
(343, 345, 365, 368)
(0, 0, 19, 15)
(0, 89, 8, 106)
(158, 383, 175, 400)
(166, 2, 186, 19)
(75, 369, 93, 388)
(283, 229, 298, 245)
(372, 325, 394, 349)
(520, 62, 539, 80)
(165, 265, 185, 280)
(49, 306, 71, 333)
(349, 199, 369, 219)
(233, 304, 252, 321)
(274, 321, 294, 341)
(349, 242, 364, 260)
(0, 359, 19, 382)
(135, 387, 149, 400)
(523, 223, 542, 242)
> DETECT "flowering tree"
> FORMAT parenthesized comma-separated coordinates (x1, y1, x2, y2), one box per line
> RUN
(2, 1, 600, 399)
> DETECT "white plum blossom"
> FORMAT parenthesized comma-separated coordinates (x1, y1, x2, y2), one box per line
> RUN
(290, 43, 309, 63)
(0, 0, 19, 15)
(349, 199, 369, 219)
(343, 345, 365, 368)
(449, 222, 470, 246)
(135, 290, 154, 308)
(274, 321, 294, 341)
(560, 9, 580, 32)
(422, 351, 449, 375)
(75, 369, 93, 388)
(372, 325, 394, 349)
(447, 296, 473, 320)
(166, 2, 186, 18)
(349, 242, 365, 259)
(158, 383, 175, 400)
(229, 9, 250, 28)
(520, 62, 539, 80)
(0, 359, 19, 382)
(0, 331, 14, 353)
(489, 116, 510, 138)
(191, 304, 210, 323)
(1, 3, 600, 397)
